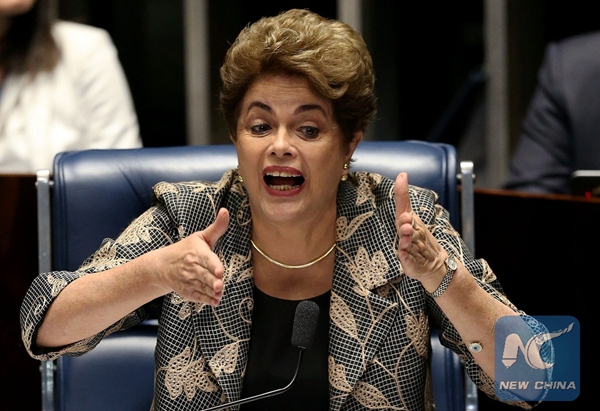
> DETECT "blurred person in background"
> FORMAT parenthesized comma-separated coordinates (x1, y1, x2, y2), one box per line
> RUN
(504, 30, 600, 195)
(0, 0, 141, 174)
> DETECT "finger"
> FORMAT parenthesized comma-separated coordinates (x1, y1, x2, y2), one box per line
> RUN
(199, 253, 225, 286)
(395, 172, 413, 235)
(191, 269, 224, 306)
(188, 279, 222, 306)
(193, 208, 229, 283)
(197, 273, 223, 299)
(395, 173, 414, 261)
(203, 208, 230, 249)
(395, 172, 411, 214)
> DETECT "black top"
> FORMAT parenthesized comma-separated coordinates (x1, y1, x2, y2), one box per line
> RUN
(239, 287, 331, 410)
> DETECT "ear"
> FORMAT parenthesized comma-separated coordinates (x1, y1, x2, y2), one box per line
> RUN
(229, 133, 237, 145)
(345, 131, 363, 163)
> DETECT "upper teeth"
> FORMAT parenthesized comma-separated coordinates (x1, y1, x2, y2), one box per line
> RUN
(266, 171, 300, 177)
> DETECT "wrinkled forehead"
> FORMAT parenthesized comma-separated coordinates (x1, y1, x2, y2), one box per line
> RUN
(240, 72, 334, 118)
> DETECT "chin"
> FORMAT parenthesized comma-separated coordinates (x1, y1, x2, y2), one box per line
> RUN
(258, 202, 305, 223)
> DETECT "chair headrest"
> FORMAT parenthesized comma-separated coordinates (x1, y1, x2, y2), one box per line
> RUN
(51, 140, 457, 271)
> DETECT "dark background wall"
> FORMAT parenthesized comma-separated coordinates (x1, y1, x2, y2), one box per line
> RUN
(55, 0, 486, 149)
(57, 1, 600, 152)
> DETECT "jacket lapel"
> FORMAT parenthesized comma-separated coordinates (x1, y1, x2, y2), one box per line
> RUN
(191, 177, 255, 406)
(329, 174, 403, 410)
(192, 270, 254, 405)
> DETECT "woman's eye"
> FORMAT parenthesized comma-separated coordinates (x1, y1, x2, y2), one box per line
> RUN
(250, 123, 271, 135)
(299, 126, 319, 138)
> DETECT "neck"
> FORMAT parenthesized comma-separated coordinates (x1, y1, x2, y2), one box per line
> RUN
(251, 213, 337, 268)
(251, 241, 336, 300)
(251, 239, 336, 269)
(250, 212, 337, 299)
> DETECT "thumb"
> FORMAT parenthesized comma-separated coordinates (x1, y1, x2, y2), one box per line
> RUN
(203, 208, 230, 249)
(395, 172, 411, 214)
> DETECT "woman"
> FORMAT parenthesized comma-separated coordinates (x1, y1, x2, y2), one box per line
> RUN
(0, 0, 141, 173)
(21, 9, 538, 411)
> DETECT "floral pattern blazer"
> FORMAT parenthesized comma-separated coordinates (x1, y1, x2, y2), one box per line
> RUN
(20, 170, 527, 411)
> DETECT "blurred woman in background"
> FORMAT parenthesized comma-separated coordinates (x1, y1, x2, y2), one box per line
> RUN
(0, 0, 141, 174)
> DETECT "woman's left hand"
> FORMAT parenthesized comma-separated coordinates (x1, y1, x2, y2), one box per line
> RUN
(394, 172, 447, 283)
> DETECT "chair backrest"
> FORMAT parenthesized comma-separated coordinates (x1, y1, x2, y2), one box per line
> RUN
(49, 140, 459, 271)
(54, 321, 158, 411)
(37, 140, 475, 411)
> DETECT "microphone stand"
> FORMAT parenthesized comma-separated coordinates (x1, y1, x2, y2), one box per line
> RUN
(202, 349, 305, 411)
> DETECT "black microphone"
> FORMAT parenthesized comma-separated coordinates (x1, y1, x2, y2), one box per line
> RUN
(201, 300, 320, 411)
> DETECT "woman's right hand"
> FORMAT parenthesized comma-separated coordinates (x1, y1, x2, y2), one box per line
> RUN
(37, 208, 230, 348)
(148, 207, 230, 306)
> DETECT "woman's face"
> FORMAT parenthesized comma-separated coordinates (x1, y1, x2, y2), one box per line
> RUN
(233, 72, 361, 226)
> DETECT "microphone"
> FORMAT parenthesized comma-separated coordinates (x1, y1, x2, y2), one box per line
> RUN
(291, 300, 319, 350)
(202, 300, 320, 411)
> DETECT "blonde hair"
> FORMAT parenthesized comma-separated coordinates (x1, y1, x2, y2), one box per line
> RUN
(219, 8, 377, 145)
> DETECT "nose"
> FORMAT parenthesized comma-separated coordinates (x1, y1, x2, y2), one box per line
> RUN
(271, 127, 294, 157)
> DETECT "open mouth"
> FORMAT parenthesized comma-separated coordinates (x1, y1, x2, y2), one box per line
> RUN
(264, 171, 305, 191)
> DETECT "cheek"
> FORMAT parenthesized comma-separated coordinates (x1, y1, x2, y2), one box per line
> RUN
(235, 147, 260, 181)
(314, 157, 344, 188)
(324, 151, 346, 173)
(233, 136, 252, 161)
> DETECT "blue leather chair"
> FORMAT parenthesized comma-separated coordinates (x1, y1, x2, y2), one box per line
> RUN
(36, 140, 477, 411)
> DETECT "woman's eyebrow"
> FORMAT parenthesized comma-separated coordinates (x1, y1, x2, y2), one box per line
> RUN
(245, 102, 329, 117)
(246, 101, 272, 114)
(295, 104, 328, 116)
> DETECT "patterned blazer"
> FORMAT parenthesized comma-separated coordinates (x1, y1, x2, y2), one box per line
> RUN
(20, 170, 526, 410)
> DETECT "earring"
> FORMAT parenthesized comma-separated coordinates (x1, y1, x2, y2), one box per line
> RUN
(235, 164, 244, 183)
(341, 163, 349, 181)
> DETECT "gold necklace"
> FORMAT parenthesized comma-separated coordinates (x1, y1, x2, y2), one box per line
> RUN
(250, 239, 336, 269)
